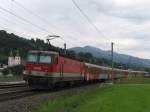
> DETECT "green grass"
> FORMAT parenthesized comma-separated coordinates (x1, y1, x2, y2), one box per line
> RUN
(33, 84, 150, 112)
(116, 78, 150, 84)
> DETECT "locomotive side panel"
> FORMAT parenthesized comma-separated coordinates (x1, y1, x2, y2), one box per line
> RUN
(51, 56, 85, 82)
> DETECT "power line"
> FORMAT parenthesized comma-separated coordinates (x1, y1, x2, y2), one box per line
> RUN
(0, 13, 77, 47)
(0, 15, 42, 36)
(10, 0, 138, 53)
(11, 0, 52, 27)
(71, 0, 142, 65)
(72, 0, 137, 56)
(0, 2, 87, 47)
(0, 5, 51, 34)
(0, 24, 79, 47)
(0, 25, 36, 39)
(72, 0, 115, 64)
(71, 0, 111, 42)
(11, 0, 84, 45)
(7, 1, 109, 47)
(11, 0, 106, 47)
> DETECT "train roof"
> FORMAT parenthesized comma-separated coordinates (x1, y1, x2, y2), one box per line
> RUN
(85, 63, 148, 74)
(28, 50, 58, 55)
(28, 51, 148, 74)
(28, 50, 83, 61)
(85, 63, 112, 70)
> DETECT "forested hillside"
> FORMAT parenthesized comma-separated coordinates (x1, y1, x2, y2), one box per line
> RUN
(0, 30, 60, 63)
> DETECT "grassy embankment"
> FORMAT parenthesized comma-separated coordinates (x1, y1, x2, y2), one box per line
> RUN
(33, 82, 150, 112)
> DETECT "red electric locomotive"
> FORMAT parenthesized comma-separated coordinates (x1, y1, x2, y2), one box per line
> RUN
(23, 50, 86, 88)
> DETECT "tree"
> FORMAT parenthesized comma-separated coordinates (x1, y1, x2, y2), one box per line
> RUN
(2, 68, 9, 75)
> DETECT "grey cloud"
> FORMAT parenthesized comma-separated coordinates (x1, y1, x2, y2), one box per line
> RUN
(0, 0, 150, 58)
(82, 0, 150, 23)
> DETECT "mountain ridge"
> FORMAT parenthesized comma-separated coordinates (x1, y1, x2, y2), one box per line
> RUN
(70, 46, 150, 68)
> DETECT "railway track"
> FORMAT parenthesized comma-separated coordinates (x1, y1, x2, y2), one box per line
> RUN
(0, 83, 39, 102)
(0, 81, 109, 102)
(0, 87, 37, 102)
(0, 83, 27, 89)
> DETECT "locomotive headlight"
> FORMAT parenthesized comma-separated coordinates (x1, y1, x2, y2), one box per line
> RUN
(23, 70, 29, 75)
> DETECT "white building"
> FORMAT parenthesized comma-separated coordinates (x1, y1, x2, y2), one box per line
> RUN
(8, 51, 21, 67)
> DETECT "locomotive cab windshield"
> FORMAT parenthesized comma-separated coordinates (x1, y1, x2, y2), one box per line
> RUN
(27, 51, 58, 64)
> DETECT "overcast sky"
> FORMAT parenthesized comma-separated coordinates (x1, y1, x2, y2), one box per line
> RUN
(0, 0, 150, 59)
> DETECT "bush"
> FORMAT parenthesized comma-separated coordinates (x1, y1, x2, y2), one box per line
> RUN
(8, 65, 25, 76)
(2, 68, 9, 75)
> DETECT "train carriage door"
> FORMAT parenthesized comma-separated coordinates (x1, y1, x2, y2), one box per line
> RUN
(61, 64, 64, 79)
(83, 65, 89, 81)
(60, 63, 64, 80)
(61, 64, 64, 78)
(86, 66, 90, 81)
(80, 63, 85, 79)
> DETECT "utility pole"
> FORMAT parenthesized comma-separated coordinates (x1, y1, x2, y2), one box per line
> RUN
(64, 43, 67, 54)
(111, 42, 114, 82)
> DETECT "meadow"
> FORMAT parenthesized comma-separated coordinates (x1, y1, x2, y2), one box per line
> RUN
(33, 83, 150, 112)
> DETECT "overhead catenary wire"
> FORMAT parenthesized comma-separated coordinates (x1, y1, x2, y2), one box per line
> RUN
(0, 6, 77, 46)
(6, 0, 137, 52)
(11, 0, 117, 50)
(0, 24, 79, 48)
(11, 0, 53, 28)
(0, 15, 42, 36)
(3, 0, 114, 49)
(72, 0, 141, 55)
(0, 3, 71, 45)
(11, 0, 85, 47)
(71, 0, 111, 43)
(11, 0, 84, 45)
(0, 25, 36, 39)
(71, 0, 139, 61)
(71, 0, 150, 66)
(10, 0, 110, 48)
(72, 0, 115, 68)
(0, 5, 52, 34)
(71, 0, 137, 63)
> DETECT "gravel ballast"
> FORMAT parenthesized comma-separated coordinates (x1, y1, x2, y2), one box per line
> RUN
(0, 83, 107, 112)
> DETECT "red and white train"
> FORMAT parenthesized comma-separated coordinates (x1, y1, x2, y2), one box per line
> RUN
(23, 50, 148, 88)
